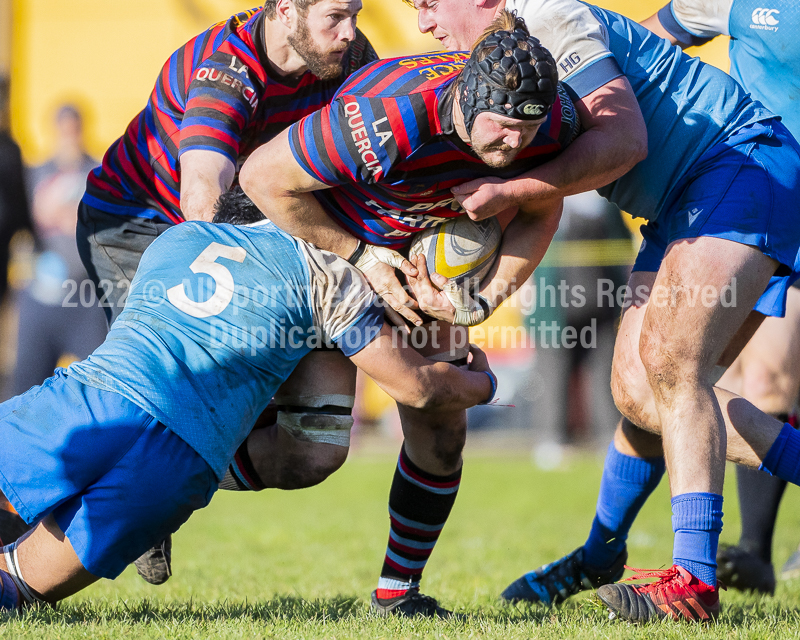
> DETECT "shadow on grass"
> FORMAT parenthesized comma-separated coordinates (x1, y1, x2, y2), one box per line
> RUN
(21, 595, 363, 626)
(464, 594, 800, 629)
(16, 593, 800, 629)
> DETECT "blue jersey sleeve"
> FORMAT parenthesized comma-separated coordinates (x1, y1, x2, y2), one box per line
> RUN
(510, 0, 624, 98)
(665, 0, 732, 44)
(334, 301, 384, 356)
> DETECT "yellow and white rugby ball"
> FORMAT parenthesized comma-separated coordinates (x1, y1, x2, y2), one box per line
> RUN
(409, 216, 502, 285)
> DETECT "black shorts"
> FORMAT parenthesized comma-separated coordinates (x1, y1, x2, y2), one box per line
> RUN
(76, 201, 173, 326)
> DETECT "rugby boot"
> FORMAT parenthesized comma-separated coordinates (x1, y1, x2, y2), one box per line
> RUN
(597, 565, 721, 623)
(0, 494, 30, 545)
(501, 546, 627, 605)
(781, 543, 800, 581)
(371, 588, 452, 618)
(134, 535, 172, 585)
(716, 545, 775, 594)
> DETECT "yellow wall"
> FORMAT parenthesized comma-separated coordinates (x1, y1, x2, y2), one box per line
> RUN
(9, 0, 430, 163)
(9, 0, 729, 164)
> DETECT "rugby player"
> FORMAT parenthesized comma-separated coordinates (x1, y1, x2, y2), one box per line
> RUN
(405, 0, 800, 623)
(641, 0, 800, 596)
(71, 0, 377, 584)
(240, 12, 579, 617)
(0, 191, 497, 614)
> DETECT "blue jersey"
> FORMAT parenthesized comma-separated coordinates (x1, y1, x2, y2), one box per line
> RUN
(507, 0, 774, 220)
(288, 53, 581, 248)
(659, 0, 800, 140)
(68, 221, 382, 478)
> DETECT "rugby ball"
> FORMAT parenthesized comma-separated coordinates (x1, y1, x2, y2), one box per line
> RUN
(409, 216, 502, 285)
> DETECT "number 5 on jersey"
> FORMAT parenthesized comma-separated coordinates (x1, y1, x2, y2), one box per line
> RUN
(167, 242, 247, 318)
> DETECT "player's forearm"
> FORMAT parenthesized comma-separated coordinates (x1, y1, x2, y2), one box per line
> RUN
(179, 150, 236, 222)
(254, 189, 358, 258)
(503, 128, 643, 205)
(494, 81, 647, 207)
(411, 363, 493, 412)
(240, 139, 359, 259)
(181, 186, 224, 222)
(641, 11, 686, 48)
(479, 204, 562, 311)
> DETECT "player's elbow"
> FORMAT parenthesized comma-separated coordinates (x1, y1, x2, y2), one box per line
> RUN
(628, 132, 648, 166)
(389, 375, 444, 411)
(402, 367, 468, 412)
(238, 158, 265, 200)
(393, 381, 439, 410)
(615, 118, 648, 169)
(590, 112, 648, 174)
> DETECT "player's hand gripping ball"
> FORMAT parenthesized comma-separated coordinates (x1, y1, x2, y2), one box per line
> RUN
(409, 216, 501, 326)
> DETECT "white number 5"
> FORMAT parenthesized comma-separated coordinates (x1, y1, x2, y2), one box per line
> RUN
(167, 242, 247, 318)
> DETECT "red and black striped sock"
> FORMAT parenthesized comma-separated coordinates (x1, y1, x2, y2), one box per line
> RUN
(221, 440, 266, 492)
(375, 445, 462, 601)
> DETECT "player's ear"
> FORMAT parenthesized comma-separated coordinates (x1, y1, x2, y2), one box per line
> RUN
(275, 0, 295, 29)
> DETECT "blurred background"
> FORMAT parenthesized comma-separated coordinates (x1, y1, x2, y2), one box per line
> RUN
(0, 0, 730, 463)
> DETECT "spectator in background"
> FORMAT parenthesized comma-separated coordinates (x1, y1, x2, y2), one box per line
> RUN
(513, 192, 632, 468)
(0, 76, 32, 541)
(0, 78, 30, 307)
(12, 105, 106, 395)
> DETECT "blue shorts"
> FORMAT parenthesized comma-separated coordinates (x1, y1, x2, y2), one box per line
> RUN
(0, 369, 217, 579)
(634, 119, 800, 317)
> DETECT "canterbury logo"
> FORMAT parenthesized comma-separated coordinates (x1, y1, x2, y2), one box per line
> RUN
(751, 8, 780, 27)
(523, 104, 545, 116)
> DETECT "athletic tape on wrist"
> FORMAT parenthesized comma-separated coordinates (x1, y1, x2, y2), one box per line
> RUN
(478, 371, 498, 405)
(348, 241, 366, 266)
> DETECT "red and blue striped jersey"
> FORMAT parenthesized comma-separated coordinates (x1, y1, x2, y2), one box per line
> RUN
(289, 52, 581, 248)
(84, 8, 376, 225)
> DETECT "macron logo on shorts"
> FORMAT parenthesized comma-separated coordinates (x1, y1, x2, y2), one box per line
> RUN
(751, 8, 780, 32)
(687, 208, 703, 227)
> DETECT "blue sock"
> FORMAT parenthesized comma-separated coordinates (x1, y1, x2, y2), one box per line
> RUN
(583, 442, 666, 569)
(0, 570, 19, 611)
(672, 492, 723, 587)
(760, 423, 800, 484)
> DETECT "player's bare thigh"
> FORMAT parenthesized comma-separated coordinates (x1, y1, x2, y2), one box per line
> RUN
(3, 515, 97, 604)
(611, 241, 769, 431)
(718, 287, 800, 414)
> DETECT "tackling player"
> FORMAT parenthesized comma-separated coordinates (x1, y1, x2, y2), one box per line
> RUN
(641, 0, 800, 597)
(406, 0, 800, 623)
(0, 192, 496, 614)
(71, 0, 376, 584)
(240, 12, 578, 617)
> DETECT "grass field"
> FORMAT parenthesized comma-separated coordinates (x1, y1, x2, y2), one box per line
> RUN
(4, 450, 800, 639)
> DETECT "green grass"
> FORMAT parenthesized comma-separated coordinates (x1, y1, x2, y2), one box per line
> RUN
(4, 452, 800, 638)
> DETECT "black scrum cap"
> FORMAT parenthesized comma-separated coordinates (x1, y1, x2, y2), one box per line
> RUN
(459, 27, 558, 135)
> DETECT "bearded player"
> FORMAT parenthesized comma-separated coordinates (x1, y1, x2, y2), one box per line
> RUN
(240, 12, 579, 617)
(404, 0, 800, 622)
(641, 0, 800, 595)
(0, 190, 498, 614)
(57, 0, 378, 585)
